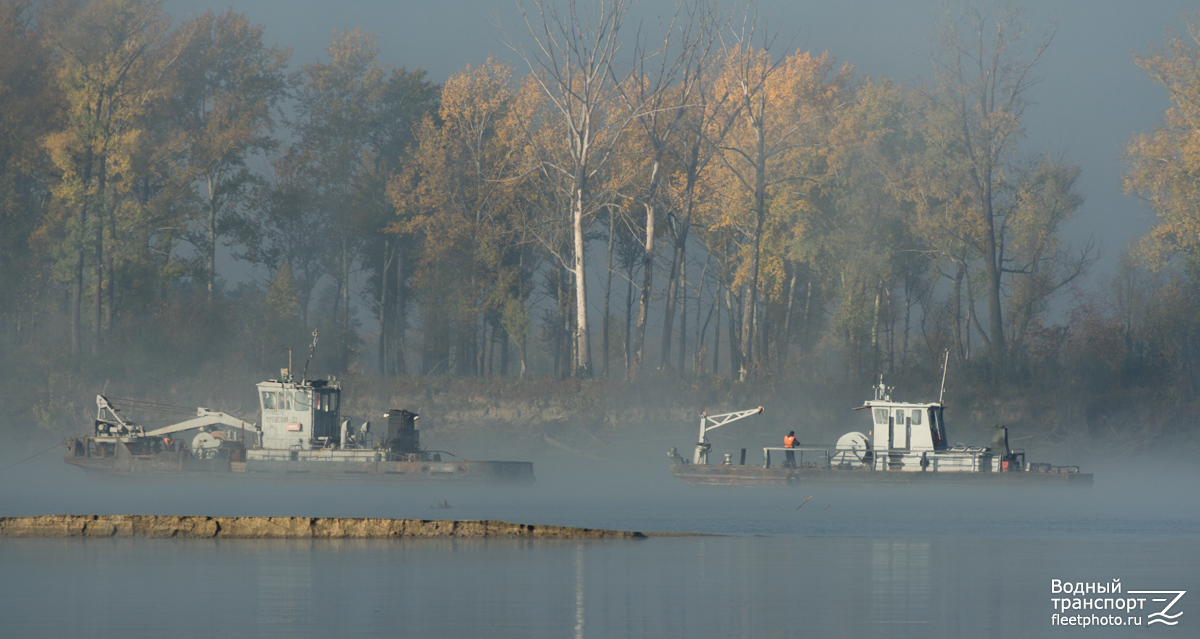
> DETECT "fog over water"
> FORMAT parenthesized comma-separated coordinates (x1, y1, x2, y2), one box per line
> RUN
(2, 450, 1199, 638)
(4, 445, 1200, 539)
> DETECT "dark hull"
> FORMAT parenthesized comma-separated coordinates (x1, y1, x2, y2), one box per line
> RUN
(65, 451, 232, 474)
(239, 458, 534, 482)
(64, 452, 534, 483)
(670, 464, 1093, 486)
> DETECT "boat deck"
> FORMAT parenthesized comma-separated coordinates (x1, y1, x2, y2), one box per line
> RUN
(670, 463, 1093, 486)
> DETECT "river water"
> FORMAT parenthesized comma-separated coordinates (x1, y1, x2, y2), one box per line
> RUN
(1, 452, 1197, 638)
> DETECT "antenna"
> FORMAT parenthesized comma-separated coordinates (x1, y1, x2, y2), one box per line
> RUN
(301, 329, 318, 383)
(938, 349, 950, 404)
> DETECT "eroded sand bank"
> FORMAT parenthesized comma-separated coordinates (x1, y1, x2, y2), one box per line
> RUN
(0, 515, 646, 539)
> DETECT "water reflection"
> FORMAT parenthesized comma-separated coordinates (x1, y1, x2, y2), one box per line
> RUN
(869, 540, 931, 629)
(1, 535, 1196, 638)
(574, 544, 585, 639)
(257, 556, 313, 637)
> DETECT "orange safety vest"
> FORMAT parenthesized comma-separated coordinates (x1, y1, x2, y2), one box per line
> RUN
(784, 434, 796, 448)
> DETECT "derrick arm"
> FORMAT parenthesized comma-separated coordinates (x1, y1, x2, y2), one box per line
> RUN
(95, 395, 135, 433)
(694, 407, 765, 464)
(143, 409, 260, 446)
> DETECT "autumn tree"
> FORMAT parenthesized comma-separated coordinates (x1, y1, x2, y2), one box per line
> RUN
(256, 263, 308, 370)
(239, 151, 333, 330)
(508, 0, 634, 378)
(289, 28, 386, 368)
(599, 2, 714, 377)
(918, 2, 1089, 372)
(1000, 160, 1092, 354)
(707, 39, 848, 379)
(172, 9, 290, 302)
(632, 1, 725, 377)
(281, 29, 436, 371)
(389, 59, 541, 377)
(359, 67, 438, 377)
(1124, 14, 1200, 269)
(0, 0, 60, 344)
(41, 0, 178, 356)
(800, 77, 917, 378)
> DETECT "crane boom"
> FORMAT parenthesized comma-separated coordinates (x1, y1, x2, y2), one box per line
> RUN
(694, 406, 765, 464)
(93, 395, 260, 446)
(143, 410, 259, 444)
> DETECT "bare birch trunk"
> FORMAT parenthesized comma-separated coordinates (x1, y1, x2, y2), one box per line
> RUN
(633, 201, 654, 376)
(92, 159, 107, 354)
(660, 231, 687, 372)
(713, 281, 722, 375)
(71, 152, 93, 358)
(780, 266, 796, 369)
(678, 247, 687, 375)
(105, 206, 114, 334)
(206, 173, 217, 303)
(738, 115, 767, 380)
(572, 184, 590, 378)
(870, 284, 882, 374)
(729, 287, 741, 379)
(952, 262, 965, 364)
(499, 325, 510, 376)
(902, 281, 912, 374)
(801, 279, 812, 354)
(378, 240, 391, 376)
(603, 213, 614, 378)
(394, 244, 407, 375)
(625, 259, 634, 378)
(341, 236, 350, 368)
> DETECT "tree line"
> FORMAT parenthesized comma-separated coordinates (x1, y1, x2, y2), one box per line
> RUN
(2, 0, 1200, 428)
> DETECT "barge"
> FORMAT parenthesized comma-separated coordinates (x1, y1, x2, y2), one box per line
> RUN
(668, 380, 1091, 486)
(64, 374, 533, 483)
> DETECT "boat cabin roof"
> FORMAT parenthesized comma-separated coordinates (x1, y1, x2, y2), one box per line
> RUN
(861, 399, 943, 410)
(256, 378, 341, 391)
(858, 380, 942, 411)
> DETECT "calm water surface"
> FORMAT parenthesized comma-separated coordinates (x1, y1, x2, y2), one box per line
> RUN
(1, 454, 1197, 638)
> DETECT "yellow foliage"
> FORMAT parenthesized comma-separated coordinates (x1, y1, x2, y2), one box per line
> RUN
(387, 59, 543, 321)
(1125, 14, 1200, 268)
(696, 44, 849, 294)
(37, 0, 179, 287)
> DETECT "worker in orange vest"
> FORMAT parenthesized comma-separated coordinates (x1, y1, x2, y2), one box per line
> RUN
(784, 431, 797, 468)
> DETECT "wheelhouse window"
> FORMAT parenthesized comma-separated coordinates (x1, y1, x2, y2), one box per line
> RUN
(873, 408, 889, 425)
(911, 409, 922, 425)
(315, 391, 338, 413)
(928, 407, 947, 449)
(261, 391, 277, 410)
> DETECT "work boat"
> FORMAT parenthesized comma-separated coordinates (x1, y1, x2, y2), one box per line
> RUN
(668, 381, 1092, 486)
(63, 375, 534, 483)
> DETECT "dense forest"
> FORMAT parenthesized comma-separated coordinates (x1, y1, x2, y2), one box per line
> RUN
(2, 0, 1199, 450)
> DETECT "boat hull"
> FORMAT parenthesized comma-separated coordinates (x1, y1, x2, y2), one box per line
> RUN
(670, 463, 1093, 486)
(64, 451, 535, 483)
(64, 451, 232, 474)
(239, 458, 534, 482)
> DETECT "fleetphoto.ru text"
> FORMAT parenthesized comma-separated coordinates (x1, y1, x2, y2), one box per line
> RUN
(1051, 579, 1185, 628)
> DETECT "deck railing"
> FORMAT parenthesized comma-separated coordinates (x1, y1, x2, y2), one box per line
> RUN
(762, 446, 831, 469)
